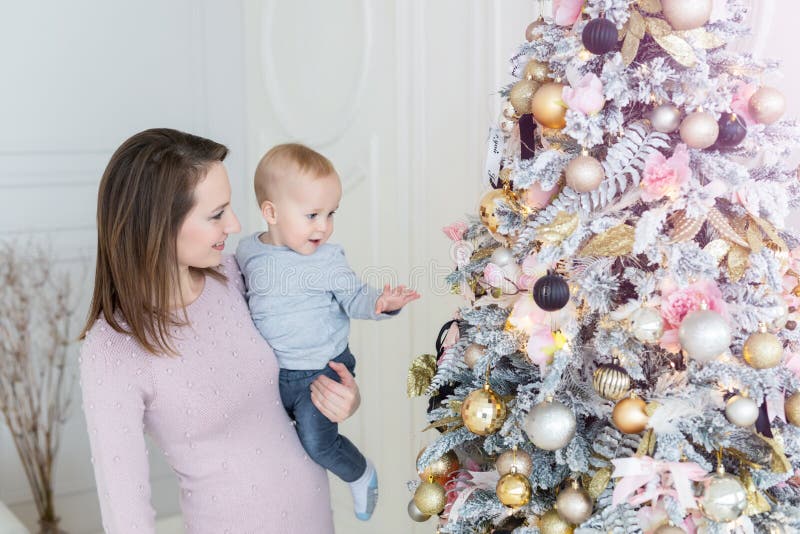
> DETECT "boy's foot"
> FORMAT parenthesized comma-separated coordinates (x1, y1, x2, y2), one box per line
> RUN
(350, 461, 378, 521)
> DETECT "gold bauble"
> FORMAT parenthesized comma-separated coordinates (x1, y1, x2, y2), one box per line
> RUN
(496, 448, 533, 477)
(479, 189, 507, 233)
(679, 111, 719, 149)
(496, 472, 532, 508)
(524, 60, 550, 83)
(540, 509, 575, 534)
(417, 448, 459, 486)
(555, 482, 593, 524)
(461, 384, 507, 436)
(785, 392, 800, 426)
(565, 154, 604, 193)
(509, 79, 540, 115)
(464, 343, 486, 369)
(413, 479, 447, 516)
(531, 83, 567, 129)
(612, 395, 649, 434)
(662, 0, 712, 30)
(749, 86, 786, 125)
(592, 363, 631, 401)
(743, 325, 783, 369)
(525, 18, 545, 42)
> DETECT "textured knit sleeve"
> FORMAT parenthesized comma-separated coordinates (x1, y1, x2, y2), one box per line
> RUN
(79, 323, 157, 534)
(327, 245, 398, 320)
(221, 254, 246, 297)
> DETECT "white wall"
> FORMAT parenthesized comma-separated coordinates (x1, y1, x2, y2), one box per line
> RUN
(0, 1, 798, 533)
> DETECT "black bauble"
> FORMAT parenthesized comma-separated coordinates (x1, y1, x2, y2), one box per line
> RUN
(533, 272, 570, 311)
(715, 113, 747, 148)
(582, 18, 618, 55)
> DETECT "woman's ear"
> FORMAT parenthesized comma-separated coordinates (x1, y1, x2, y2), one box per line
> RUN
(261, 200, 277, 225)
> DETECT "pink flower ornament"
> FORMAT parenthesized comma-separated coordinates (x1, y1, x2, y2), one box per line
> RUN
(442, 221, 468, 241)
(641, 144, 692, 202)
(553, 0, 585, 26)
(562, 73, 605, 115)
(731, 82, 757, 125)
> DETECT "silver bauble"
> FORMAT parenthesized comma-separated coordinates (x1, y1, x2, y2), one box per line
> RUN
(464, 343, 486, 369)
(496, 448, 533, 477)
(662, 0, 713, 30)
(629, 307, 664, 344)
(698, 471, 747, 523)
(523, 400, 577, 451)
(680, 111, 719, 149)
(678, 309, 731, 362)
(749, 86, 786, 125)
(650, 104, 681, 133)
(555, 483, 593, 524)
(724, 395, 759, 427)
(565, 155, 604, 193)
(491, 247, 515, 267)
(407, 498, 431, 522)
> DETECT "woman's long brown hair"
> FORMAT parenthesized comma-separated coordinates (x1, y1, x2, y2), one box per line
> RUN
(80, 128, 228, 355)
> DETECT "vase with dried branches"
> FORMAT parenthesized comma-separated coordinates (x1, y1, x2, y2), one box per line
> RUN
(0, 242, 75, 534)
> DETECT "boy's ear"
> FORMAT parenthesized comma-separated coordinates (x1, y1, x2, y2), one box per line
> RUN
(260, 200, 278, 225)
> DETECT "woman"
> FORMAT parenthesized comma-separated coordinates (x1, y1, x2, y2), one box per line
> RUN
(79, 128, 359, 533)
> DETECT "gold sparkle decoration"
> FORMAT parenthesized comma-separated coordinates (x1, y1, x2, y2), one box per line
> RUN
(536, 212, 580, 245)
(407, 354, 437, 397)
(461, 383, 507, 436)
(587, 467, 612, 499)
(637, 0, 662, 14)
(677, 28, 726, 49)
(727, 243, 750, 282)
(579, 223, 635, 257)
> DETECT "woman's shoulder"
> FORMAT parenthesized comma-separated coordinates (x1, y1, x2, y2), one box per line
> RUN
(79, 315, 153, 380)
(217, 254, 246, 296)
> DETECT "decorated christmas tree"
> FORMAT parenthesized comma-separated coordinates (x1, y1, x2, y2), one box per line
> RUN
(407, 1, 800, 532)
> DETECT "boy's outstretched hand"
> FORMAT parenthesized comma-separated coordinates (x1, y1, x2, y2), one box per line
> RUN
(375, 284, 420, 314)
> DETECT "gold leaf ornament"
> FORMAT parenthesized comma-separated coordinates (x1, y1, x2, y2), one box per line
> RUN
(579, 223, 635, 257)
(645, 17, 672, 37)
(677, 28, 726, 49)
(637, 0, 662, 14)
(651, 33, 698, 67)
(587, 467, 612, 499)
(740, 467, 771, 516)
(407, 354, 437, 397)
(629, 11, 647, 39)
(535, 211, 579, 245)
(727, 244, 750, 282)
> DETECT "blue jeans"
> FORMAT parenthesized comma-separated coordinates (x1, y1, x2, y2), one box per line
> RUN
(279, 347, 367, 482)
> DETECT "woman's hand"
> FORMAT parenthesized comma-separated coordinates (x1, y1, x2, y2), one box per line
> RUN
(310, 361, 361, 423)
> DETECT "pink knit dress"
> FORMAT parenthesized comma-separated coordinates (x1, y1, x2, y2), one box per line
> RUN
(79, 256, 335, 533)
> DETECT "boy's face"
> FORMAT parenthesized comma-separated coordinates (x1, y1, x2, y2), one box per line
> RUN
(262, 171, 342, 255)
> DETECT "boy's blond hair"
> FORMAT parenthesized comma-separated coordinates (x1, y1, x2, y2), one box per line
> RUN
(254, 143, 336, 205)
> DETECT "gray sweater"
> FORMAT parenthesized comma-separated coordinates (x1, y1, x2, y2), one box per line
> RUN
(235, 232, 395, 370)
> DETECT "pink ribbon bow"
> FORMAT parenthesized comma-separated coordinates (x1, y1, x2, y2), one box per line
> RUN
(611, 456, 708, 512)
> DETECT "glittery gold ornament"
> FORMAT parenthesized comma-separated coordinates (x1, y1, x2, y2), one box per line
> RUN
(464, 343, 486, 369)
(740, 467, 771, 516)
(479, 189, 507, 233)
(565, 154, 604, 193)
(407, 353, 437, 397)
(662, 0, 712, 30)
(698, 466, 747, 523)
(612, 395, 649, 434)
(407, 498, 431, 522)
(593, 362, 632, 401)
(785, 391, 800, 426)
(496, 447, 533, 477)
(509, 79, 540, 115)
(413, 479, 446, 515)
(531, 83, 567, 129)
(749, 86, 786, 125)
(629, 307, 664, 344)
(556, 480, 593, 524)
(496, 472, 532, 508)
(679, 111, 719, 149)
(743, 323, 783, 369)
(417, 448, 459, 486)
(540, 509, 574, 534)
(461, 383, 507, 436)
(524, 60, 550, 83)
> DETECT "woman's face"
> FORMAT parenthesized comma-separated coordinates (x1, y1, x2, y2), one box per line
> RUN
(176, 162, 241, 269)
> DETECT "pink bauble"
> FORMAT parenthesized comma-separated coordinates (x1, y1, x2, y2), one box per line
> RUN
(521, 182, 558, 210)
